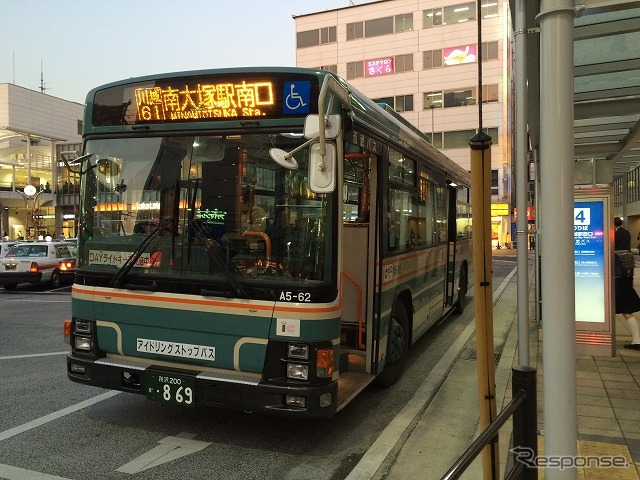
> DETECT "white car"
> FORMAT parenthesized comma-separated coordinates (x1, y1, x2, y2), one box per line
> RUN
(0, 241, 76, 290)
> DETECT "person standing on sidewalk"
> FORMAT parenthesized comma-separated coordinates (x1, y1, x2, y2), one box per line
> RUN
(614, 217, 640, 349)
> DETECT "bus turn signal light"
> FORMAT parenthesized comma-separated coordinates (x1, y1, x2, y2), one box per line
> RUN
(63, 320, 71, 343)
(316, 348, 334, 378)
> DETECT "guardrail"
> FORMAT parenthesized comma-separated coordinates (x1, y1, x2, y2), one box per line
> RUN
(440, 366, 537, 480)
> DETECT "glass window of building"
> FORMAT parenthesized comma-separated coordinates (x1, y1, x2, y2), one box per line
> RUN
(443, 130, 476, 149)
(347, 61, 364, 79)
(428, 132, 443, 148)
(297, 29, 319, 48)
(481, 41, 499, 61)
(365, 16, 394, 37)
(319, 64, 338, 74)
(491, 169, 499, 195)
(423, 8, 443, 28)
(444, 88, 476, 107)
(424, 91, 442, 109)
(483, 127, 499, 144)
(347, 21, 364, 40)
(395, 13, 413, 32)
(481, 0, 499, 19)
(395, 54, 413, 73)
(395, 95, 414, 112)
(482, 84, 499, 103)
(320, 26, 337, 44)
(443, 2, 476, 25)
(423, 49, 443, 69)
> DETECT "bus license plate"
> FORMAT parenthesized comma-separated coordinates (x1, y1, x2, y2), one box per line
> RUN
(146, 373, 195, 406)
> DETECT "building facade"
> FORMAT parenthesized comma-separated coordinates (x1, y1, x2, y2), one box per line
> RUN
(0, 83, 83, 240)
(294, 0, 514, 246)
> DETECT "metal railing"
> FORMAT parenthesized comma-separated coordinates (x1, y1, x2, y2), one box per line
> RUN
(441, 366, 537, 480)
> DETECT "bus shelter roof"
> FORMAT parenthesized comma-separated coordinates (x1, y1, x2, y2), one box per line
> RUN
(511, 0, 640, 179)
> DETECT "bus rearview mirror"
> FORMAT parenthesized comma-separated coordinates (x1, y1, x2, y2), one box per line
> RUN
(309, 142, 336, 193)
(304, 115, 341, 140)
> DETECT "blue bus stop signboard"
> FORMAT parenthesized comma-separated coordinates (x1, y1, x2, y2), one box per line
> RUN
(574, 194, 614, 356)
(574, 200, 606, 324)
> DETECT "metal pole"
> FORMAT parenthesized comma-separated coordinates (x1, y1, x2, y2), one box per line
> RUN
(538, 1, 578, 478)
(431, 104, 435, 144)
(26, 134, 32, 186)
(533, 149, 541, 323)
(515, 0, 530, 367)
(511, 366, 537, 480)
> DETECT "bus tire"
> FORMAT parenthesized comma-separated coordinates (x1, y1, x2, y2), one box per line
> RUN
(454, 266, 467, 314)
(375, 302, 409, 388)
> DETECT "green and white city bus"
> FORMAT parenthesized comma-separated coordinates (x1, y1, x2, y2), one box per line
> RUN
(66, 67, 472, 417)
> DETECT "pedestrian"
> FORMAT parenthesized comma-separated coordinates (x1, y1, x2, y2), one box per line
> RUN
(614, 217, 640, 350)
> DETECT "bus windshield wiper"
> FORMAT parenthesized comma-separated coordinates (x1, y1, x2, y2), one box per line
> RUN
(109, 220, 168, 288)
(189, 221, 250, 299)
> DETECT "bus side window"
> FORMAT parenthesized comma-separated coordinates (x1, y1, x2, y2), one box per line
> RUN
(388, 188, 418, 251)
(435, 185, 448, 243)
(418, 171, 436, 246)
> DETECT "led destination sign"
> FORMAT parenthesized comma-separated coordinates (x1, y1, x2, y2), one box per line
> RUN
(91, 73, 320, 127)
(135, 81, 275, 121)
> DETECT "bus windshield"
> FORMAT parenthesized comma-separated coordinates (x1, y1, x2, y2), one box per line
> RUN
(77, 133, 335, 299)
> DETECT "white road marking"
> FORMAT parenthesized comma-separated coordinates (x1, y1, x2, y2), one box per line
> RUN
(0, 463, 72, 480)
(0, 391, 121, 442)
(0, 351, 68, 361)
(116, 432, 211, 474)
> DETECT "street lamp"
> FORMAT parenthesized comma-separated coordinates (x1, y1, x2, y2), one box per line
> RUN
(16, 184, 45, 238)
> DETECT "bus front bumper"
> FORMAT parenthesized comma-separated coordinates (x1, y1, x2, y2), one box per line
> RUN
(67, 354, 338, 418)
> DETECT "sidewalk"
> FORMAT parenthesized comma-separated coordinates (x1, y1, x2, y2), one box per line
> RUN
(350, 248, 640, 479)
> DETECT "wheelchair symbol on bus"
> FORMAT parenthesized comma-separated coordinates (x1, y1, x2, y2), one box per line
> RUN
(283, 81, 310, 114)
(286, 84, 306, 110)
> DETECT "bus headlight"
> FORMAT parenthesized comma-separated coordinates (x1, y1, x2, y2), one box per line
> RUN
(74, 336, 92, 351)
(74, 319, 92, 334)
(288, 343, 309, 359)
(287, 363, 309, 381)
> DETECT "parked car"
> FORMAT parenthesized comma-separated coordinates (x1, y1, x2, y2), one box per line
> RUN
(0, 241, 76, 290)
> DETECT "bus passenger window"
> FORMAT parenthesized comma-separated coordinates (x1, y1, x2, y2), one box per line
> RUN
(388, 188, 417, 251)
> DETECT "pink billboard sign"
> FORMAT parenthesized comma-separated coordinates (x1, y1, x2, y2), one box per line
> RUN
(365, 57, 394, 77)
(443, 45, 477, 65)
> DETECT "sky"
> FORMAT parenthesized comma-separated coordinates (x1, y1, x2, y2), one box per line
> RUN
(0, 1, 375, 104)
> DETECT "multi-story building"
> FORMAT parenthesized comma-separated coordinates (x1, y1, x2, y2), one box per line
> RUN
(0, 83, 83, 240)
(294, 0, 514, 246)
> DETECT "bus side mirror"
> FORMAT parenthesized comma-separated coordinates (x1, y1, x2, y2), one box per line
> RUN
(309, 142, 336, 193)
(304, 114, 341, 140)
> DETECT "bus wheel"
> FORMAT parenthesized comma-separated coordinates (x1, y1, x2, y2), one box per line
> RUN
(454, 267, 467, 314)
(50, 270, 62, 288)
(375, 302, 409, 388)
